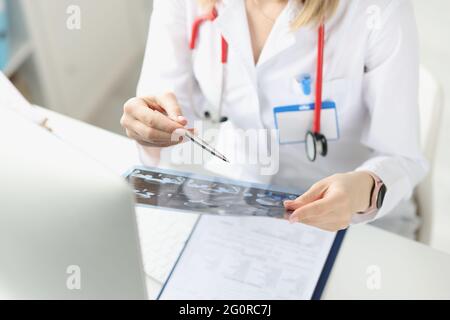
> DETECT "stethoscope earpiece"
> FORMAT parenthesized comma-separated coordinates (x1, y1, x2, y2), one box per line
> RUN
(305, 131, 328, 162)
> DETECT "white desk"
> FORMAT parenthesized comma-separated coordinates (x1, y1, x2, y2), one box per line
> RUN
(38, 107, 450, 299)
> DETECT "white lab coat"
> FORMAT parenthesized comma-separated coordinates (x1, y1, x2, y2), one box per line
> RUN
(136, 0, 428, 237)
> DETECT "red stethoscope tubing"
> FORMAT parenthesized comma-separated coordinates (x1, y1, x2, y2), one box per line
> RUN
(313, 24, 325, 134)
(190, 8, 228, 64)
(190, 9, 325, 131)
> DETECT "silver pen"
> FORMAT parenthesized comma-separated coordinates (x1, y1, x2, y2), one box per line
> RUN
(184, 130, 230, 163)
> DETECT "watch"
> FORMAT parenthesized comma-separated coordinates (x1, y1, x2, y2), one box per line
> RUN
(361, 172, 387, 214)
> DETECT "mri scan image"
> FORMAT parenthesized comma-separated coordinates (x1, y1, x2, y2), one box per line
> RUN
(126, 168, 299, 218)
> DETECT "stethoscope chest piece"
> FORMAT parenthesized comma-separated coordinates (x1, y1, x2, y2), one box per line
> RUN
(204, 111, 228, 124)
(305, 131, 328, 162)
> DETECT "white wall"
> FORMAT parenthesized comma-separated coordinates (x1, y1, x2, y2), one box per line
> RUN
(412, 0, 450, 252)
(21, 0, 151, 120)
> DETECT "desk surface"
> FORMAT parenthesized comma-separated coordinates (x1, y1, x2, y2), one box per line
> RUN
(38, 107, 450, 299)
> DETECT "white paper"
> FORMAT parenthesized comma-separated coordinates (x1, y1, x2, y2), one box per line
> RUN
(159, 215, 336, 300)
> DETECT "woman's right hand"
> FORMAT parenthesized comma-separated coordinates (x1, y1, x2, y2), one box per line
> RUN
(120, 92, 188, 147)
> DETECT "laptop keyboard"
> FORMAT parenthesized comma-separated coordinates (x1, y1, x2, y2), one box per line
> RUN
(135, 207, 198, 284)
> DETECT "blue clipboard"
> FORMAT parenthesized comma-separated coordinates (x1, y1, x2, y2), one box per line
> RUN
(156, 215, 346, 300)
(125, 166, 346, 300)
(312, 229, 346, 300)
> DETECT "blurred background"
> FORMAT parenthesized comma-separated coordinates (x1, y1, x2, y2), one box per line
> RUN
(1, 0, 449, 251)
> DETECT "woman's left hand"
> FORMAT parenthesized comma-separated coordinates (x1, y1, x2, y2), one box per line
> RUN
(284, 172, 375, 232)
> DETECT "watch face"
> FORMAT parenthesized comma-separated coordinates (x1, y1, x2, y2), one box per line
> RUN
(376, 184, 387, 209)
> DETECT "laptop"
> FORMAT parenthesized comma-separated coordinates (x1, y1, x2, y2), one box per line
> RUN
(0, 106, 147, 299)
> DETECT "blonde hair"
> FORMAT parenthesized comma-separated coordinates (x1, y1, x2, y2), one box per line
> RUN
(198, 0, 339, 28)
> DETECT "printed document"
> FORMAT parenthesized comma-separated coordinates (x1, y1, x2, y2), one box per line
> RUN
(159, 215, 336, 300)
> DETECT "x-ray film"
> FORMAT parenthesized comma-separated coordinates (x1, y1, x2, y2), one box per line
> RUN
(126, 167, 300, 218)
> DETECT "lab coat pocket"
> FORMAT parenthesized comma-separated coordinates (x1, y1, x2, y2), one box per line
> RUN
(273, 77, 349, 145)
(288, 76, 349, 111)
(322, 77, 350, 115)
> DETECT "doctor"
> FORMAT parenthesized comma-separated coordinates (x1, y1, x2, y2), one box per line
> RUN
(120, 0, 427, 237)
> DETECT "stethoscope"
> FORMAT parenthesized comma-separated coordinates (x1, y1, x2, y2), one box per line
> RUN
(305, 23, 327, 162)
(190, 7, 229, 124)
(190, 8, 327, 162)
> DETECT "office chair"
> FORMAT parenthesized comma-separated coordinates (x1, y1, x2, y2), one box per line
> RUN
(416, 65, 444, 244)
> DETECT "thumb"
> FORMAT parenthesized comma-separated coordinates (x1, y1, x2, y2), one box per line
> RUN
(284, 182, 326, 210)
(157, 92, 186, 125)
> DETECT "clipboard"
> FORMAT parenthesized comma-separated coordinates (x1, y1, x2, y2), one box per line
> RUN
(156, 216, 346, 300)
(125, 166, 346, 300)
(312, 229, 346, 300)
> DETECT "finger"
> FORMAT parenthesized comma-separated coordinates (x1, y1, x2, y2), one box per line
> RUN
(135, 138, 158, 147)
(288, 198, 333, 223)
(285, 211, 324, 229)
(131, 119, 182, 143)
(137, 96, 165, 113)
(293, 211, 350, 232)
(296, 210, 333, 225)
(154, 93, 185, 123)
(300, 221, 343, 232)
(123, 97, 158, 121)
(287, 209, 343, 231)
(284, 182, 327, 210)
(125, 128, 154, 147)
(140, 95, 187, 125)
(124, 96, 168, 121)
(177, 116, 189, 126)
(122, 114, 167, 143)
(306, 220, 349, 232)
(133, 106, 184, 133)
(120, 104, 179, 147)
(126, 126, 179, 148)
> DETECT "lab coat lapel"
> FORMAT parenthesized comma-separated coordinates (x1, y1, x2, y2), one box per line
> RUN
(214, 0, 256, 84)
(256, 0, 299, 67)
